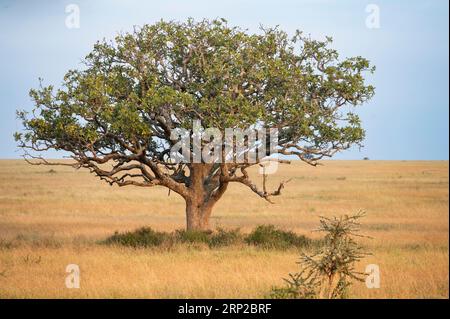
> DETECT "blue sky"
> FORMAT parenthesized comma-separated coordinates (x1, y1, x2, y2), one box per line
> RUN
(0, 0, 448, 160)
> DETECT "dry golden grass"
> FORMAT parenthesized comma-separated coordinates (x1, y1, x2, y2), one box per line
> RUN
(0, 159, 448, 298)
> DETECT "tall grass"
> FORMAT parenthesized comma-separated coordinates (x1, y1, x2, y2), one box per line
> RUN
(0, 160, 448, 298)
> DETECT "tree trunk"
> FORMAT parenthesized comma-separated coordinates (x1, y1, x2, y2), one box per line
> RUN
(185, 198, 213, 231)
(184, 163, 227, 231)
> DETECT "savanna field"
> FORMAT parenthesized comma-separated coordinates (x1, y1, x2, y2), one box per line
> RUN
(0, 159, 448, 298)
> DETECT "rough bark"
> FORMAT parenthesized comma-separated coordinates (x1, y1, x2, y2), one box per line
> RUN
(184, 163, 225, 231)
(185, 198, 213, 231)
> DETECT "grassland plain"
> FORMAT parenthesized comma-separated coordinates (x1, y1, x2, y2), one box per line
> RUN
(0, 159, 448, 298)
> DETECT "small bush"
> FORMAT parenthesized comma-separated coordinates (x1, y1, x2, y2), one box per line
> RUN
(104, 227, 169, 248)
(269, 212, 371, 299)
(268, 273, 318, 299)
(174, 229, 211, 244)
(245, 225, 311, 250)
(210, 228, 242, 248)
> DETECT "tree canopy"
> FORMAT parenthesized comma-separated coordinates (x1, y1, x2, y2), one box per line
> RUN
(16, 18, 375, 230)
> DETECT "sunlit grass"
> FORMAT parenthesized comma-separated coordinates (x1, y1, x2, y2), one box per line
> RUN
(0, 160, 448, 298)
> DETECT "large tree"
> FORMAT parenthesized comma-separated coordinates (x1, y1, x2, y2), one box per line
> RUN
(15, 19, 374, 231)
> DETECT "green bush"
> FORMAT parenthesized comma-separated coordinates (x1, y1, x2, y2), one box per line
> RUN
(104, 227, 169, 248)
(103, 225, 312, 250)
(174, 228, 243, 248)
(210, 228, 242, 247)
(245, 225, 311, 250)
(174, 229, 211, 244)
